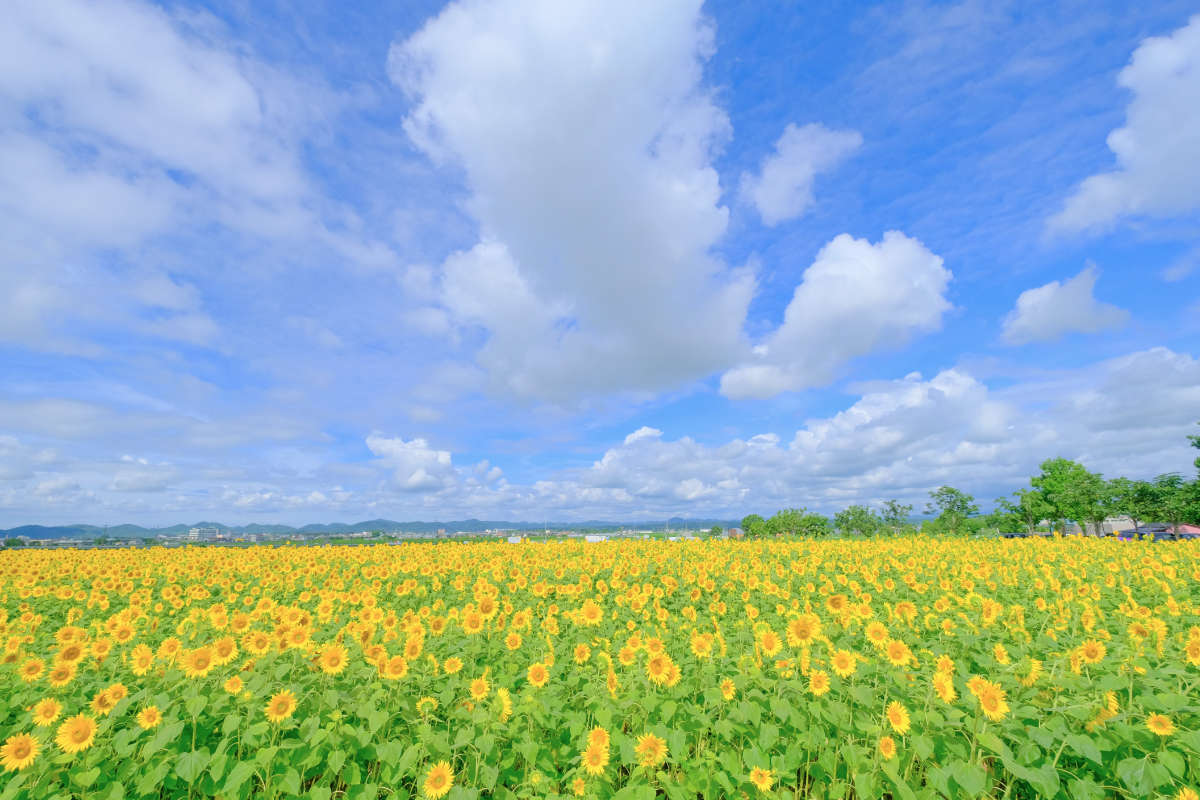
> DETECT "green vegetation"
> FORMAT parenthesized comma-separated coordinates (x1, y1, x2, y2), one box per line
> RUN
(742, 423, 1200, 537)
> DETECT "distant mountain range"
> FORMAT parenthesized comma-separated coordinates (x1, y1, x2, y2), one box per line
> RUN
(1, 517, 738, 540)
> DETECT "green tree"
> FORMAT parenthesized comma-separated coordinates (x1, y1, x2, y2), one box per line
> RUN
(708, 525, 723, 538)
(766, 508, 804, 536)
(833, 505, 882, 537)
(764, 508, 830, 537)
(1152, 474, 1190, 531)
(996, 488, 1051, 535)
(1107, 477, 1159, 532)
(796, 512, 832, 537)
(925, 486, 979, 536)
(1082, 479, 1117, 537)
(1189, 422, 1200, 473)
(1031, 458, 1104, 534)
(880, 499, 912, 532)
(740, 514, 766, 539)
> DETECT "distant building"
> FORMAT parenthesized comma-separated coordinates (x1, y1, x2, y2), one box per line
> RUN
(188, 526, 220, 540)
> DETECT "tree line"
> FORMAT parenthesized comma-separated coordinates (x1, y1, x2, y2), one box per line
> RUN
(741, 424, 1200, 538)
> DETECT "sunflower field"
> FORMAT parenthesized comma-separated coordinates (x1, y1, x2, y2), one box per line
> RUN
(2, 537, 1199, 800)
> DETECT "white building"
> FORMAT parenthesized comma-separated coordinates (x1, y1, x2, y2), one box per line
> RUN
(188, 526, 220, 540)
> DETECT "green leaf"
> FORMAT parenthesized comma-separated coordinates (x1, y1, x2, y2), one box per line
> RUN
(912, 734, 935, 761)
(176, 749, 211, 783)
(144, 721, 186, 755)
(1028, 764, 1061, 798)
(308, 788, 332, 800)
(185, 695, 207, 717)
(223, 761, 256, 795)
(73, 767, 102, 789)
(327, 749, 346, 775)
(208, 752, 229, 783)
(396, 744, 422, 777)
(1117, 757, 1150, 795)
(611, 785, 656, 800)
(880, 761, 917, 800)
(852, 770, 880, 800)
(0, 772, 26, 800)
(949, 761, 987, 798)
(135, 759, 171, 795)
(222, 713, 242, 736)
(478, 763, 499, 790)
(279, 768, 302, 796)
(758, 722, 779, 752)
(1157, 749, 1186, 778)
(376, 740, 403, 766)
(1068, 777, 1106, 800)
(737, 700, 761, 726)
(366, 707, 388, 733)
(1065, 734, 1103, 765)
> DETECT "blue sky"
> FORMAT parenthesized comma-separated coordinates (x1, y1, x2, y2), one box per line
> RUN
(1, 0, 1198, 525)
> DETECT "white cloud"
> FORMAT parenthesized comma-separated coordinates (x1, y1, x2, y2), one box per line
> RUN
(0, 436, 57, 481)
(389, 0, 755, 402)
(741, 123, 862, 225)
(366, 432, 456, 492)
(2, 348, 1197, 524)
(0, 0, 394, 355)
(1162, 245, 1200, 282)
(623, 427, 663, 445)
(721, 231, 952, 399)
(1049, 15, 1200, 232)
(1001, 264, 1128, 344)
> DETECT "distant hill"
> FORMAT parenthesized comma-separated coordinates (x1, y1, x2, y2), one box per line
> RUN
(2, 517, 739, 539)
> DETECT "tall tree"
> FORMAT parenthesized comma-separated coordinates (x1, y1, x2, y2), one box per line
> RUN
(880, 500, 913, 532)
(1082, 479, 1116, 537)
(1190, 422, 1200, 473)
(1031, 458, 1104, 534)
(1152, 474, 1189, 531)
(740, 514, 766, 539)
(925, 486, 979, 536)
(766, 508, 803, 537)
(996, 488, 1051, 535)
(834, 505, 882, 537)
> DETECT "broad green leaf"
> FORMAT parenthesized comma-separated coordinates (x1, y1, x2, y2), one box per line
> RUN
(949, 760, 987, 798)
(73, 767, 102, 789)
(223, 761, 256, 795)
(175, 749, 211, 783)
(1065, 734, 1102, 765)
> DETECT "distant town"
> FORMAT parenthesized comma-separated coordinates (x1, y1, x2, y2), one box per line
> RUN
(0, 520, 740, 549)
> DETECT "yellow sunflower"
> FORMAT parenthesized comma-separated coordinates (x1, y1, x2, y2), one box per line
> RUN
(749, 766, 774, 793)
(635, 733, 668, 768)
(265, 689, 297, 723)
(422, 761, 454, 799)
(1, 733, 39, 772)
(31, 698, 62, 727)
(886, 701, 911, 735)
(55, 714, 97, 754)
(1147, 714, 1175, 737)
(137, 706, 163, 730)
